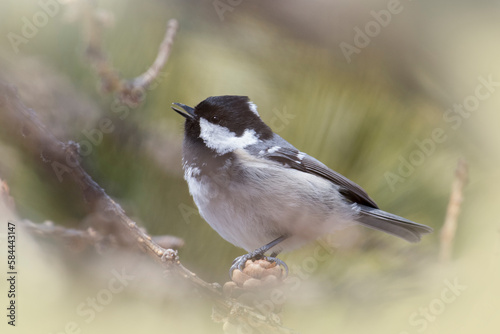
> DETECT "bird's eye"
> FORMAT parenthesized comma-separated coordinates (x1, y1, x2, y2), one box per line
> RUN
(211, 116, 220, 123)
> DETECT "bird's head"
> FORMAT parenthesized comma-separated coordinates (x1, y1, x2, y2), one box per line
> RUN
(172, 95, 272, 155)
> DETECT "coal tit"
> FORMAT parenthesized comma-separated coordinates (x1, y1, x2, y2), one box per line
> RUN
(172, 96, 433, 276)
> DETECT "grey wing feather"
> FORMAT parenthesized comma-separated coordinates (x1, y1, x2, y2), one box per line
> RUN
(356, 205, 433, 242)
(256, 138, 378, 208)
(251, 135, 433, 242)
(300, 155, 379, 208)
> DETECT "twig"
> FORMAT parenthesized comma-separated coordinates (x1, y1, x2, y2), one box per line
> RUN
(0, 80, 199, 275)
(439, 158, 468, 262)
(0, 179, 15, 211)
(125, 19, 179, 90)
(0, 81, 296, 333)
(20, 219, 184, 253)
(80, 0, 178, 107)
(21, 220, 105, 252)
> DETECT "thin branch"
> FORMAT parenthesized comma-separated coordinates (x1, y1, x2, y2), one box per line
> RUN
(439, 158, 468, 262)
(80, 1, 178, 107)
(0, 179, 15, 211)
(0, 81, 186, 269)
(21, 220, 105, 252)
(118, 19, 178, 107)
(0, 81, 296, 333)
(127, 19, 179, 90)
(20, 219, 184, 253)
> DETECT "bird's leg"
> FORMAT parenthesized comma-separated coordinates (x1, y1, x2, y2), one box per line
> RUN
(229, 235, 288, 278)
(270, 250, 280, 258)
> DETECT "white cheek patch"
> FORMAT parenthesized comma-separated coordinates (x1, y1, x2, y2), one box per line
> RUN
(199, 118, 259, 155)
(248, 102, 259, 116)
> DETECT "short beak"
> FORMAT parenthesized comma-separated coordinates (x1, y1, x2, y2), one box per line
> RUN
(172, 103, 196, 120)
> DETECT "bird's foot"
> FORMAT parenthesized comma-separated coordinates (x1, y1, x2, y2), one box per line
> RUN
(264, 256, 288, 277)
(229, 253, 288, 278)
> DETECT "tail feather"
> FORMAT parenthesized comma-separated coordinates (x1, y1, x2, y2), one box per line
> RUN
(356, 205, 433, 243)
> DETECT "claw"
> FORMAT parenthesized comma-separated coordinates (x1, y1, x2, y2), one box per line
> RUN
(229, 236, 289, 279)
(229, 253, 255, 277)
(229, 254, 289, 278)
(266, 256, 289, 277)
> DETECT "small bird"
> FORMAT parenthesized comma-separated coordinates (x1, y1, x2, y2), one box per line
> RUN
(172, 96, 432, 277)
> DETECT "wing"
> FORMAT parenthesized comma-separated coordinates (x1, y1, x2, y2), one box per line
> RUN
(356, 204, 433, 242)
(300, 154, 379, 208)
(251, 136, 379, 208)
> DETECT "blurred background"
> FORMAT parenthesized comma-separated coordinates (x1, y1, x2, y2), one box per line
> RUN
(0, 0, 499, 333)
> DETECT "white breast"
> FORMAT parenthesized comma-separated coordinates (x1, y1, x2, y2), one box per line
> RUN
(184, 150, 357, 252)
